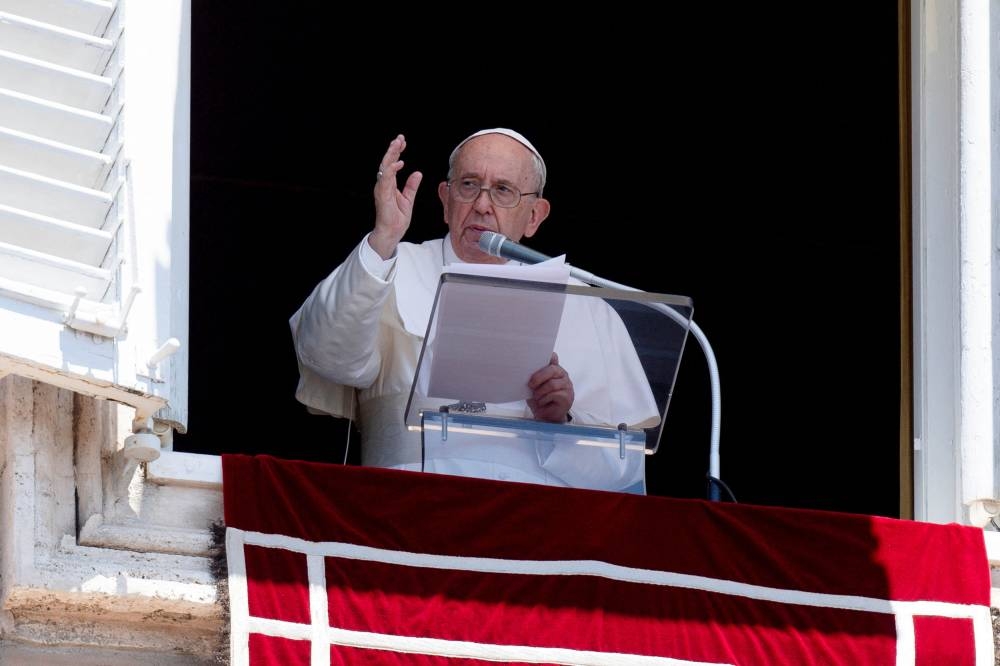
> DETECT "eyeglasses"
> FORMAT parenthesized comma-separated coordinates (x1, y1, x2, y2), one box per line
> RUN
(448, 178, 539, 208)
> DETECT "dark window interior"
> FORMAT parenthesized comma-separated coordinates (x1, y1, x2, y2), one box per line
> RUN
(180, 5, 901, 516)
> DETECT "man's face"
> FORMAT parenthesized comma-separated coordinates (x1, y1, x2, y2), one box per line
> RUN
(437, 134, 550, 264)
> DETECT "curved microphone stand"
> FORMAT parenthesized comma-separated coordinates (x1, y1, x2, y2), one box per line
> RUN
(479, 231, 724, 501)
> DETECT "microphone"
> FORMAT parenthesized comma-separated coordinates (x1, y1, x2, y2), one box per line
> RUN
(478, 231, 552, 265)
(478, 230, 598, 284)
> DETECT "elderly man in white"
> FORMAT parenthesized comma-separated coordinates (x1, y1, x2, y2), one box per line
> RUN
(290, 128, 658, 492)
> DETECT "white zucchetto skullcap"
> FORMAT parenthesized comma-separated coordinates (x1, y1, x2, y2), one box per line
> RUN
(448, 128, 546, 189)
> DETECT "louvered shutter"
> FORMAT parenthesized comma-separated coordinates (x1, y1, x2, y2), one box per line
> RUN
(0, 0, 189, 431)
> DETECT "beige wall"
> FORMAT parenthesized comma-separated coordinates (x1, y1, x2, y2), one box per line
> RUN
(0, 375, 222, 663)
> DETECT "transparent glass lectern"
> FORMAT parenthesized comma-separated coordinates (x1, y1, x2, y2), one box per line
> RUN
(404, 272, 693, 494)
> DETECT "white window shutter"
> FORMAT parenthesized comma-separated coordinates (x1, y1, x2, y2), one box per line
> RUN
(0, 0, 189, 432)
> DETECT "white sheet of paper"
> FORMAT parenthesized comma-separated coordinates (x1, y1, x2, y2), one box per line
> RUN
(422, 257, 571, 404)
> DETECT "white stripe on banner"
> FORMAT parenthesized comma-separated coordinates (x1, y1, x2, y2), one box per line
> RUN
(228, 527, 995, 665)
(244, 615, 732, 666)
(972, 607, 995, 666)
(308, 554, 330, 666)
(226, 527, 251, 666)
(239, 528, 986, 618)
(894, 611, 914, 666)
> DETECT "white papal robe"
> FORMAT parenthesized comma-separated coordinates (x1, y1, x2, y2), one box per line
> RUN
(290, 234, 659, 492)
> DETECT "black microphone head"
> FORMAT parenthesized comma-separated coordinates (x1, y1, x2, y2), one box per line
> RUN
(478, 230, 506, 257)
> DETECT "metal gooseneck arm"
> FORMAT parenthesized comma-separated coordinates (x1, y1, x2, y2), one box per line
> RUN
(566, 265, 723, 501)
(478, 231, 724, 500)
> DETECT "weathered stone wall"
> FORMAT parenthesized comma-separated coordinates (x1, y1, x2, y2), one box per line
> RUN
(0, 375, 223, 663)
